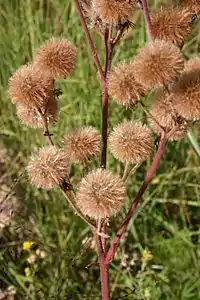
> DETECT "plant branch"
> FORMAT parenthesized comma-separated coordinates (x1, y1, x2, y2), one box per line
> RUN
(105, 134, 167, 264)
(138, 0, 154, 40)
(60, 183, 96, 229)
(74, 0, 105, 82)
(36, 107, 54, 146)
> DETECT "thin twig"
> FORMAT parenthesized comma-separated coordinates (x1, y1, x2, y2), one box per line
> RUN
(74, 0, 105, 82)
(36, 107, 54, 146)
(140, 100, 165, 132)
(105, 134, 167, 264)
(60, 184, 96, 229)
(138, 0, 154, 40)
(122, 162, 130, 181)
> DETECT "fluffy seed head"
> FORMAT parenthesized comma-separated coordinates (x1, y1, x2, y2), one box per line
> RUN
(148, 89, 188, 140)
(184, 58, 200, 72)
(171, 70, 200, 120)
(76, 169, 126, 219)
(132, 40, 184, 89)
(8, 64, 53, 107)
(16, 96, 57, 128)
(34, 37, 77, 79)
(108, 63, 147, 107)
(92, 0, 136, 23)
(180, 0, 200, 14)
(63, 127, 100, 163)
(27, 146, 69, 189)
(151, 8, 192, 46)
(109, 121, 154, 164)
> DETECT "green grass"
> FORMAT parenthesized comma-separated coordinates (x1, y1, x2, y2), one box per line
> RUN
(1, 1, 200, 299)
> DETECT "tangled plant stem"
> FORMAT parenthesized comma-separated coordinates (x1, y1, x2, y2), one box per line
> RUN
(73, 1, 162, 299)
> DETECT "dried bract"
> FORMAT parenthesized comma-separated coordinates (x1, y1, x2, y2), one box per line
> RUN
(171, 70, 200, 120)
(132, 40, 184, 89)
(151, 8, 192, 46)
(180, 0, 200, 14)
(109, 121, 154, 163)
(34, 37, 77, 79)
(108, 63, 147, 107)
(76, 169, 126, 219)
(8, 64, 53, 107)
(63, 127, 100, 163)
(16, 96, 57, 128)
(27, 146, 69, 189)
(148, 89, 188, 140)
(92, 0, 136, 23)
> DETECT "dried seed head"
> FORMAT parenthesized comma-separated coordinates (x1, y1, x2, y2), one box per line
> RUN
(151, 8, 192, 46)
(109, 121, 154, 164)
(184, 58, 200, 72)
(16, 96, 57, 128)
(180, 0, 200, 14)
(76, 169, 126, 219)
(171, 70, 200, 120)
(34, 37, 77, 79)
(132, 40, 184, 89)
(8, 64, 53, 107)
(108, 62, 147, 107)
(148, 89, 188, 140)
(63, 127, 100, 163)
(92, 0, 136, 23)
(27, 146, 69, 189)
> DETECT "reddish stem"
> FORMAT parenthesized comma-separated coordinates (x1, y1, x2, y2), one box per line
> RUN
(99, 256, 110, 300)
(140, 0, 154, 39)
(73, 0, 105, 81)
(105, 134, 167, 264)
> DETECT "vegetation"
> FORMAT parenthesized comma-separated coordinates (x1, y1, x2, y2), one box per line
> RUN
(1, 1, 200, 299)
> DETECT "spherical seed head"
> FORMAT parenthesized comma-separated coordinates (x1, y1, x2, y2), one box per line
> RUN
(148, 89, 188, 140)
(92, 0, 136, 23)
(27, 146, 69, 189)
(76, 169, 126, 219)
(180, 0, 200, 14)
(34, 37, 77, 79)
(132, 40, 184, 89)
(63, 127, 100, 163)
(8, 64, 53, 107)
(108, 63, 147, 107)
(16, 96, 57, 128)
(151, 8, 192, 47)
(171, 70, 200, 120)
(109, 121, 154, 164)
(184, 58, 200, 72)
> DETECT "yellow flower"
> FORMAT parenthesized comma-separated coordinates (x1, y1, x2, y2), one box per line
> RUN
(142, 249, 153, 261)
(22, 241, 34, 251)
(24, 267, 31, 277)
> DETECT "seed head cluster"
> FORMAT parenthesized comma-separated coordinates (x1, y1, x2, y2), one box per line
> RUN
(148, 90, 188, 140)
(76, 169, 126, 219)
(8, 37, 76, 129)
(108, 63, 147, 107)
(171, 70, 200, 120)
(63, 127, 100, 163)
(27, 146, 69, 189)
(16, 96, 57, 128)
(8, 64, 53, 107)
(109, 121, 154, 164)
(92, 0, 136, 23)
(34, 38, 77, 79)
(132, 40, 184, 89)
(151, 8, 192, 47)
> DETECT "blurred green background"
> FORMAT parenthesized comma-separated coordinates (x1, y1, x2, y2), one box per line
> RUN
(0, 1, 200, 299)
